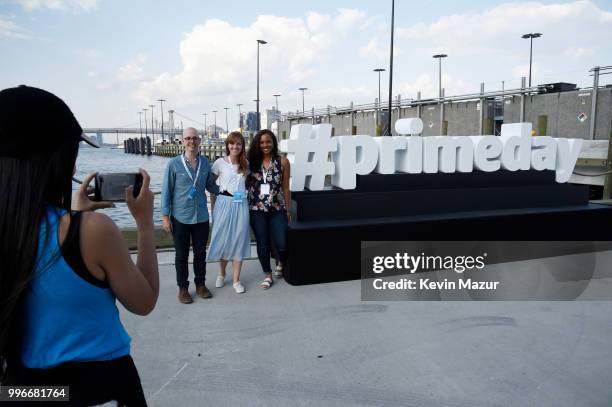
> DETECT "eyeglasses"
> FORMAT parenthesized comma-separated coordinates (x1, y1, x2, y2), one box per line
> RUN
(184, 137, 200, 141)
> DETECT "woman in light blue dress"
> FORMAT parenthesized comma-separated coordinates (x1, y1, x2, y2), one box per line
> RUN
(207, 132, 251, 293)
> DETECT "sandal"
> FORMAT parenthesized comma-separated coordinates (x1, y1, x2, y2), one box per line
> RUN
(274, 264, 283, 278)
(260, 276, 273, 289)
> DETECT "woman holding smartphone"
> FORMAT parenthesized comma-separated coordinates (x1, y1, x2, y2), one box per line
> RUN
(207, 132, 251, 293)
(0, 86, 158, 406)
(246, 129, 291, 289)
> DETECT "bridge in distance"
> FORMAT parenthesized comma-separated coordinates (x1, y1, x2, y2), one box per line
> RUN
(82, 128, 202, 135)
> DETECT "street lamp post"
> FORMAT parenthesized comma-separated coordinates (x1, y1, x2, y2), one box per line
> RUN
(202, 113, 207, 138)
(224, 107, 229, 134)
(256, 39, 267, 131)
(522, 33, 542, 87)
(432, 54, 447, 100)
(149, 104, 155, 145)
(157, 99, 166, 142)
(138, 111, 143, 137)
(298, 87, 308, 114)
(252, 100, 259, 132)
(212, 110, 218, 138)
(373, 69, 385, 134)
(236, 103, 243, 130)
(143, 108, 148, 138)
(433, 54, 448, 136)
(385, 0, 396, 136)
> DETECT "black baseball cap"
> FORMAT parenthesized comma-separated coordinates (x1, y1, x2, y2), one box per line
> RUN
(0, 85, 99, 158)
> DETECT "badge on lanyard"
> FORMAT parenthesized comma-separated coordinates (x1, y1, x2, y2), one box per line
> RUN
(188, 186, 197, 200)
(232, 191, 245, 203)
(181, 155, 201, 200)
(260, 166, 270, 195)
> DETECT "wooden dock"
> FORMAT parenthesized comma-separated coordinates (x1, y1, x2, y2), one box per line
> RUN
(152, 143, 227, 160)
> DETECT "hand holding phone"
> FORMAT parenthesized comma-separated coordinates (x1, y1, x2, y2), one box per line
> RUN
(94, 173, 143, 202)
(72, 172, 115, 212)
(126, 169, 154, 229)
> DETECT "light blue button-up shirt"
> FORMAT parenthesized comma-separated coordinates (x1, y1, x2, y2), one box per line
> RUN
(161, 154, 219, 224)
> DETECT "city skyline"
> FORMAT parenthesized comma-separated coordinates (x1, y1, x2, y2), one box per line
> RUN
(2, 0, 612, 132)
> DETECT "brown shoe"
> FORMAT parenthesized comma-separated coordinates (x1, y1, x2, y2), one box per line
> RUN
(196, 285, 212, 299)
(178, 288, 193, 304)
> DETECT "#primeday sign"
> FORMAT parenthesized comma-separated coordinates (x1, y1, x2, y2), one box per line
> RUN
(280, 119, 583, 191)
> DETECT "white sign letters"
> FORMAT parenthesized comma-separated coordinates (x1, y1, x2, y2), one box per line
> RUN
(280, 118, 583, 191)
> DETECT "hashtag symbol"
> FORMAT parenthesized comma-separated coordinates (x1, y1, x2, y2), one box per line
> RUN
(280, 123, 337, 191)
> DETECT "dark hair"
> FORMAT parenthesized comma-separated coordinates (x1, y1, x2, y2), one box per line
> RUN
(0, 140, 79, 381)
(247, 129, 278, 174)
(225, 132, 248, 174)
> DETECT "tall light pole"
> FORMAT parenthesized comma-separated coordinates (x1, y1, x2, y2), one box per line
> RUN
(252, 100, 259, 132)
(373, 69, 385, 134)
(149, 104, 155, 145)
(202, 113, 207, 137)
(256, 39, 267, 131)
(522, 33, 542, 87)
(224, 107, 229, 134)
(236, 103, 243, 130)
(298, 87, 308, 114)
(432, 54, 447, 100)
(273, 94, 281, 113)
(212, 110, 218, 138)
(157, 99, 166, 142)
(433, 54, 448, 136)
(168, 109, 175, 140)
(143, 108, 148, 138)
(138, 111, 143, 137)
(385, 0, 395, 136)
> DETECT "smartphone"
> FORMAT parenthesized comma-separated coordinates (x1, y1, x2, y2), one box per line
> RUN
(94, 173, 143, 202)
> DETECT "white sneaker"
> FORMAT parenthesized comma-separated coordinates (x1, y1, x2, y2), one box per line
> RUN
(274, 264, 283, 278)
(233, 281, 246, 294)
(215, 275, 225, 288)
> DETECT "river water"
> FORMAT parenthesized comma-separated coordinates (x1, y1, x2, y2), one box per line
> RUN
(74, 146, 212, 228)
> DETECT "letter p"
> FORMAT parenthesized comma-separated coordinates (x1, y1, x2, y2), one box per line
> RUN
(331, 135, 378, 189)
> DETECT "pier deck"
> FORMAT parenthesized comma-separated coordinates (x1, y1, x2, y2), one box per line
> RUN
(121, 250, 612, 406)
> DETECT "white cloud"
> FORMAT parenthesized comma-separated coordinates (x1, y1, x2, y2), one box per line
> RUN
(13, 0, 98, 13)
(359, 39, 386, 59)
(359, 38, 401, 59)
(512, 64, 539, 81)
(135, 9, 367, 106)
(96, 82, 111, 91)
(0, 16, 33, 39)
(397, 74, 475, 100)
(397, 1, 612, 56)
(564, 47, 594, 59)
(117, 54, 147, 82)
(388, 0, 612, 95)
(335, 8, 367, 33)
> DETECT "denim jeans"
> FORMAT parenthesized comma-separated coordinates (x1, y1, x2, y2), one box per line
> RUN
(171, 217, 209, 288)
(249, 210, 288, 274)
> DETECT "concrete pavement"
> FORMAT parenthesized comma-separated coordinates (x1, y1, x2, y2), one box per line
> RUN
(120, 250, 612, 406)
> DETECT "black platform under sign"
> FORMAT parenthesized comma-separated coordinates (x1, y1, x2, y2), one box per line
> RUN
(283, 170, 612, 286)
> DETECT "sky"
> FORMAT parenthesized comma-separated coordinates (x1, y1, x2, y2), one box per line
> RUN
(2, 0, 612, 135)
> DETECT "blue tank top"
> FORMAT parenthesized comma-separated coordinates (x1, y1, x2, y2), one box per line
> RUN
(20, 207, 131, 369)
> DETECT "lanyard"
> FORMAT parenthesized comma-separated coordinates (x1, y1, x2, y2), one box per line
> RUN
(261, 160, 271, 184)
(181, 154, 201, 188)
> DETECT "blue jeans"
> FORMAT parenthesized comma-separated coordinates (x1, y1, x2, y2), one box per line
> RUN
(250, 210, 288, 274)
(171, 217, 209, 288)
